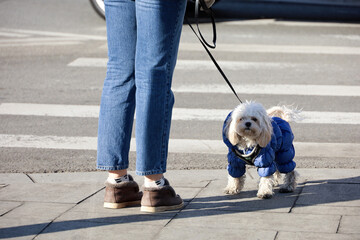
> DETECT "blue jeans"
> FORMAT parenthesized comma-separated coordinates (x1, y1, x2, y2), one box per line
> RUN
(97, 0, 187, 176)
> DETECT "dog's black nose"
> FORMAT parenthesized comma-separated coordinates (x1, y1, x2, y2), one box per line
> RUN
(245, 122, 251, 127)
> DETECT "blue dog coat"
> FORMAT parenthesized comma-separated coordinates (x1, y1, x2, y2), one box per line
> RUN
(223, 111, 296, 178)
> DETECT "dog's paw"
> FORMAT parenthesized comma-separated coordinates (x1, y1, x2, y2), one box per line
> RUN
(224, 187, 241, 195)
(257, 188, 274, 199)
(257, 192, 273, 199)
(279, 185, 295, 193)
(280, 171, 298, 193)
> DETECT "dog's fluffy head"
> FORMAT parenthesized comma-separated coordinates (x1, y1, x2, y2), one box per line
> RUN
(227, 101, 272, 148)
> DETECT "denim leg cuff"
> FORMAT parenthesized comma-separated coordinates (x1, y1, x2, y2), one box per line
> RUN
(96, 165, 129, 171)
(136, 169, 166, 176)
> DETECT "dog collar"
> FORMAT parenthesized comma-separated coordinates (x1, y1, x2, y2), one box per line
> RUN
(232, 145, 262, 166)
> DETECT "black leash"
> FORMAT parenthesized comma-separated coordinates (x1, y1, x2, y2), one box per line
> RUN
(185, 0, 243, 104)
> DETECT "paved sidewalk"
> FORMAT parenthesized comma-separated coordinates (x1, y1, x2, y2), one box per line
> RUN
(0, 168, 359, 239)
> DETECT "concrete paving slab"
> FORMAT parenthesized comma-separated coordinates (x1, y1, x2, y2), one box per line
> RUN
(29, 170, 214, 187)
(3, 202, 75, 221)
(166, 187, 203, 202)
(0, 201, 22, 216)
(185, 178, 302, 213)
(338, 215, 360, 234)
(0, 173, 33, 184)
(34, 221, 163, 240)
(169, 210, 340, 233)
(296, 182, 360, 207)
(163, 169, 224, 188)
(298, 169, 360, 183)
(156, 225, 277, 240)
(28, 171, 107, 183)
(1, 169, 360, 239)
(277, 231, 358, 240)
(0, 183, 104, 204)
(56, 208, 176, 227)
(292, 204, 360, 216)
(72, 187, 196, 215)
(71, 188, 138, 214)
(27, 171, 140, 185)
(0, 217, 49, 240)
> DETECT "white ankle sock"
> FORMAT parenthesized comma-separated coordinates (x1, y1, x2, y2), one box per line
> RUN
(107, 174, 130, 184)
(144, 177, 165, 188)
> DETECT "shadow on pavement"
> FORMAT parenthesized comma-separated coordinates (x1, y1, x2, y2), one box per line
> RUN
(1, 176, 359, 238)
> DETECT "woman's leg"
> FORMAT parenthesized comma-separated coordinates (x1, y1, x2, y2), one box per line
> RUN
(134, 0, 187, 212)
(134, 0, 187, 177)
(97, 0, 137, 174)
(98, 0, 144, 209)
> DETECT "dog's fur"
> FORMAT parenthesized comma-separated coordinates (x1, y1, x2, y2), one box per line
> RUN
(224, 101, 300, 199)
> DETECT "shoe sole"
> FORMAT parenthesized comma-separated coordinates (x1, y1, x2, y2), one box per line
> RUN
(140, 202, 184, 213)
(104, 200, 141, 209)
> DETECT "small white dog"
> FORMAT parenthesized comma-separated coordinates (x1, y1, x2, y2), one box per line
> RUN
(222, 101, 300, 199)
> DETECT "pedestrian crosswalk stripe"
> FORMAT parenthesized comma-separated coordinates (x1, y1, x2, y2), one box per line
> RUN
(0, 37, 84, 43)
(68, 57, 106, 67)
(68, 58, 300, 69)
(0, 32, 30, 38)
(173, 84, 360, 97)
(68, 58, 359, 97)
(0, 41, 83, 47)
(0, 28, 107, 41)
(0, 103, 99, 118)
(220, 19, 360, 28)
(0, 28, 106, 47)
(68, 57, 355, 73)
(0, 134, 358, 158)
(0, 103, 359, 125)
(180, 43, 360, 55)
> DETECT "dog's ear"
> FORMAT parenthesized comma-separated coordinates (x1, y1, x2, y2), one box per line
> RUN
(227, 119, 240, 146)
(257, 115, 273, 148)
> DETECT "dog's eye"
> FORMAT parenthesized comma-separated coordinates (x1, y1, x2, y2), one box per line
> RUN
(239, 118, 244, 121)
(251, 117, 258, 122)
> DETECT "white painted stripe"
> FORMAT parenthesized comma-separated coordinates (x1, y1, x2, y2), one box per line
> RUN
(175, 60, 298, 70)
(0, 103, 360, 124)
(0, 28, 106, 41)
(0, 134, 358, 158)
(221, 19, 360, 28)
(300, 111, 360, 125)
(0, 103, 100, 118)
(0, 32, 30, 38)
(172, 108, 229, 121)
(0, 41, 82, 47)
(326, 35, 360, 41)
(0, 134, 97, 151)
(68, 58, 300, 69)
(173, 84, 360, 97)
(68, 58, 106, 67)
(0, 37, 82, 43)
(180, 43, 360, 55)
(173, 108, 360, 125)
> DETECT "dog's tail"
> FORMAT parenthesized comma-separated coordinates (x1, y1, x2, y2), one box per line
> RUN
(267, 105, 303, 123)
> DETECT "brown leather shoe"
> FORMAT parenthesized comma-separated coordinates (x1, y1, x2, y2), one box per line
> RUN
(140, 179, 184, 213)
(103, 175, 143, 209)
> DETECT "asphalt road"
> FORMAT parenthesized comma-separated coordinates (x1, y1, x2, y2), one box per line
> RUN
(1, 0, 360, 173)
